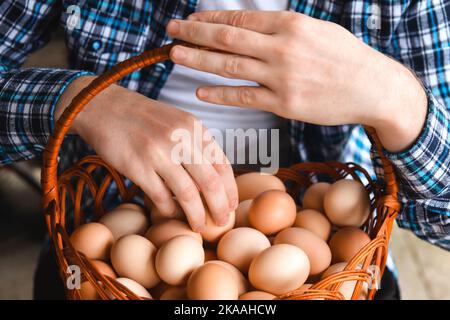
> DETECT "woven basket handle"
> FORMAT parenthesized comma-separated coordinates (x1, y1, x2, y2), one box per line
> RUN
(41, 43, 398, 209)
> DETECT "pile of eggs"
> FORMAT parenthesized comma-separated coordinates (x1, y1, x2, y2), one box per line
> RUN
(70, 172, 372, 300)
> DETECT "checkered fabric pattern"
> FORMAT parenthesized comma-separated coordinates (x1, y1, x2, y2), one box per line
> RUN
(0, 0, 449, 249)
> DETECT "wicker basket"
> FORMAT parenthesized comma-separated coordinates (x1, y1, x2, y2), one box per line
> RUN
(41, 42, 400, 300)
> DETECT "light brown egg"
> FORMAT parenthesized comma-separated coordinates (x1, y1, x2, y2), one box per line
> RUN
(248, 190, 296, 235)
(302, 182, 331, 213)
(248, 244, 310, 295)
(110, 235, 160, 288)
(187, 263, 239, 300)
(274, 227, 331, 275)
(217, 227, 271, 274)
(155, 235, 205, 286)
(206, 260, 250, 295)
(70, 223, 114, 261)
(99, 205, 149, 240)
(114, 278, 152, 299)
(235, 172, 286, 202)
(80, 260, 117, 300)
(234, 199, 253, 228)
(145, 219, 202, 248)
(200, 209, 235, 243)
(160, 286, 188, 300)
(294, 209, 332, 241)
(323, 180, 370, 227)
(328, 227, 371, 263)
(321, 263, 368, 300)
(204, 249, 217, 262)
(239, 291, 275, 300)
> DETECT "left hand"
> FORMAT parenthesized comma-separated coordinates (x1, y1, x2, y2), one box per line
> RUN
(166, 10, 427, 152)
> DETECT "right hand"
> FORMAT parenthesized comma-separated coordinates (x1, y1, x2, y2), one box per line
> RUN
(55, 76, 238, 231)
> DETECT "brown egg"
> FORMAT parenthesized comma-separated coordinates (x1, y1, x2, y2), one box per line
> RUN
(80, 282, 99, 300)
(200, 209, 235, 243)
(149, 281, 171, 300)
(248, 244, 310, 295)
(323, 180, 370, 227)
(329, 227, 371, 263)
(115, 203, 143, 212)
(155, 235, 205, 286)
(239, 291, 275, 300)
(294, 209, 332, 241)
(274, 227, 331, 275)
(321, 263, 368, 300)
(217, 227, 271, 274)
(99, 205, 149, 240)
(235, 199, 253, 228)
(114, 278, 152, 299)
(302, 182, 331, 213)
(206, 260, 250, 295)
(80, 260, 117, 300)
(248, 190, 296, 235)
(91, 260, 116, 279)
(235, 172, 285, 202)
(204, 249, 217, 262)
(110, 235, 160, 288)
(160, 286, 188, 300)
(70, 223, 114, 261)
(187, 263, 239, 300)
(145, 219, 202, 248)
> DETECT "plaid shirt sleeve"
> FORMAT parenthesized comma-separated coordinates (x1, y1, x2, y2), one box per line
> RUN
(0, 0, 92, 165)
(376, 1, 450, 250)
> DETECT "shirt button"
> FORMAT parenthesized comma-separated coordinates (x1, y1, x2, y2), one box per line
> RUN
(91, 40, 101, 51)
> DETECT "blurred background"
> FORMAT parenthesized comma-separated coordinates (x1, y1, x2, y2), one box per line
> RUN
(1, 31, 450, 300)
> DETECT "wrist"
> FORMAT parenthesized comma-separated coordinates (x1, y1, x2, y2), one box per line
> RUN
(55, 75, 97, 135)
(366, 56, 428, 153)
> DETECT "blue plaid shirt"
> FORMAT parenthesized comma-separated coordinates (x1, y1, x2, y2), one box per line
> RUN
(0, 0, 449, 250)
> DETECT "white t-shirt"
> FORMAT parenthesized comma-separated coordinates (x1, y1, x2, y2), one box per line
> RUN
(158, 0, 290, 169)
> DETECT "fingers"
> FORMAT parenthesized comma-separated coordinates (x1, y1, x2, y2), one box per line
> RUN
(157, 164, 206, 232)
(184, 160, 231, 226)
(188, 10, 289, 34)
(131, 168, 178, 218)
(166, 19, 271, 60)
(170, 45, 271, 86)
(196, 85, 278, 112)
(212, 157, 239, 212)
(202, 129, 239, 212)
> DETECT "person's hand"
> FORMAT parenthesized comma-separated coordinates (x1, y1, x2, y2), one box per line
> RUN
(55, 76, 238, 231)
(166, 10, 427, 153)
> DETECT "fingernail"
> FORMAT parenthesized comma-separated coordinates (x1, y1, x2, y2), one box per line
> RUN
(187, 15, 199, 21)
(197, 88, 208, 99)
(167, 20, 180, 35)
(171, 47, 187, 61)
